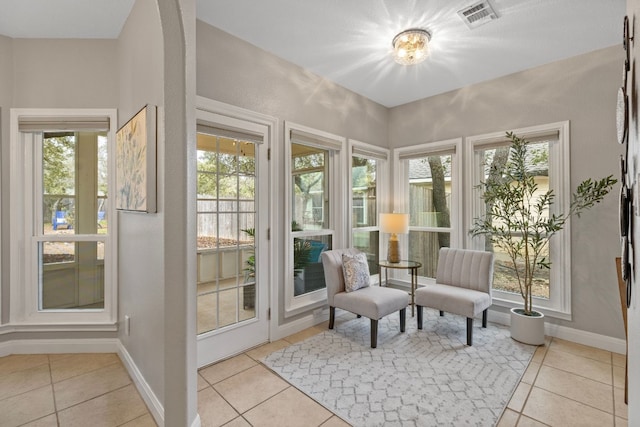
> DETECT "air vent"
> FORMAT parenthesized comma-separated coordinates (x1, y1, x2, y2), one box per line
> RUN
(458, 1, 498, 29)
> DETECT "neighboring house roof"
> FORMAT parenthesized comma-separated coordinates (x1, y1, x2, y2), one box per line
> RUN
(408, 158, 451, 181)
(408, 144, 549, 181)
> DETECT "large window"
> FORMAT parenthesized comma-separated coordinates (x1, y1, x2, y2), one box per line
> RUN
(10, 109, 117, 325)
(393, 139, 462, 283)
(467, 122, 571, 319)
(349, 140, 389, 277)
(39, 132, 108, 310)
(285, 123, 345, 316)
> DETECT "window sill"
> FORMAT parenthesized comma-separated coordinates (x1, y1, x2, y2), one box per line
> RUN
(0, 322, 118, 335)
(491, 296, 572, 321)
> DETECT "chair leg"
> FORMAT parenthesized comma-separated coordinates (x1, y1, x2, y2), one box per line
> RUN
(400, 308, 406, 333)
(417, 305, 423, 330)
(467, 317, 473, 346)
(482, 309, 488, 328)
(329, 307, 335, 329)
(439, 310, 444, 317)
(371, 319, 378, 348)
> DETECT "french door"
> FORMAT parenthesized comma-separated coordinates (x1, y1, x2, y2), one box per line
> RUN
(196, 108, 270, 367)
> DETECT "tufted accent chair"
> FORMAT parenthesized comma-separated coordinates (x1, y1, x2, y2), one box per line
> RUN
(321, 248, 409, 348)
(415, 247, 494, 346)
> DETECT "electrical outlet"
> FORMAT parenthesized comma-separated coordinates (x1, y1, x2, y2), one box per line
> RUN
(124, 315, 131, 336)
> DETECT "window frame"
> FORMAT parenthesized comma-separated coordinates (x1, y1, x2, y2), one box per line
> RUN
(347, 139, 390, 283)
(392, 138, 463, 286)
(9, 108, 118, 327)
(465, 121, 572, 320)
(284, 121, 346, 317)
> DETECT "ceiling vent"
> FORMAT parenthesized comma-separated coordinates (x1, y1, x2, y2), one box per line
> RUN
(458, 1, 498, 29)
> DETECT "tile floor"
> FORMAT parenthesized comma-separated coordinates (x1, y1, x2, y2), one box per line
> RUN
(0, 352, 155, 427)
(497, 336, 628, 427)
(0, 324, 629, 427)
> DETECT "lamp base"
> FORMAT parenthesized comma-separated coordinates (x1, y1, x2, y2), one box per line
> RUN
(387, 234, 400, 263)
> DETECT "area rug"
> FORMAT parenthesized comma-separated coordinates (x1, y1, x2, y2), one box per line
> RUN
(262, 309, 536, 426)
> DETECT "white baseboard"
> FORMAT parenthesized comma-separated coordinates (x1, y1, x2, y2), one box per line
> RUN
(0, 338, 119, 357)
(271, 308, 329, 341)
(488, 310, 627, 354)
(117, 342, 164, 427)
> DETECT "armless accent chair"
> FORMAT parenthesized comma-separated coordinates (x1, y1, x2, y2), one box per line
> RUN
(321, 249, 410, 348)
(415, 247, 494, 346)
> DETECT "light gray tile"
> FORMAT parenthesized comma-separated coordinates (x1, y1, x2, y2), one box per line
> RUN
(214, 365, 289, 414)
(244, 387, 333, 427)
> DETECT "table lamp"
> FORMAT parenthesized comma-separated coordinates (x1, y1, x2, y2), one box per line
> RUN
(380, 213, 409, 263)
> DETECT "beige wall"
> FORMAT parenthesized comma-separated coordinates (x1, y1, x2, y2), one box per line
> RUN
(117, 0, 166, 407)
(196, 21, 388, 147)
(117, 1, 197, 423)
(390, 46, 625, 339)
(11, 39, 117, 107)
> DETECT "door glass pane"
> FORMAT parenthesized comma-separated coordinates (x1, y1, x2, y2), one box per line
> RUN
(477, 143, 550, 299)
(39, 132, 106, 311)
(197, 132, 257, 334)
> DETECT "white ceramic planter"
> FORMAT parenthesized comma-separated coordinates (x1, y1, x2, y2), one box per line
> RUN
(510, 307, 545, 345)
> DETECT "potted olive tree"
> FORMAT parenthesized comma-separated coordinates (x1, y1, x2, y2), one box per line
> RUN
(470, 132, 616, 345)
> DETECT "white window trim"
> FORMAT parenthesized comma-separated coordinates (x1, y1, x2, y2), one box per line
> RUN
(195, 96, 277, 364)
(391, 138, 463, 286)
(284, 121, 346, 317)
(9, 108, 118, 328)
(348, 139, 390, 285)
(465, 121, 572, 321)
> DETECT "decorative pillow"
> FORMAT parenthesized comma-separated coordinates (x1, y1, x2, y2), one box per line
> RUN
(342, 252, 370, 292)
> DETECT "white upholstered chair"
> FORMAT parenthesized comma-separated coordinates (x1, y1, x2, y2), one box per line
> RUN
(415, 247, 494, 346)
(321, 248, 410, 348)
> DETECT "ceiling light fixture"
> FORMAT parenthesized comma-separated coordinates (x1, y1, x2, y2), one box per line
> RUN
(392, 28, 431, 65)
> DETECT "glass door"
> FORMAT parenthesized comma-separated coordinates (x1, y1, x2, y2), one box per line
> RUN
(196, 121, 269, 367)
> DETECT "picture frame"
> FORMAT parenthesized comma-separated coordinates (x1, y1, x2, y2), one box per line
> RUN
(116, 104, 157, 213)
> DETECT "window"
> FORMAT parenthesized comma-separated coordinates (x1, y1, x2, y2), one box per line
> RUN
(285, 122, 345, 316)
(39, 132, 107, 310)
(349, 140, 389, 277)
(467, 122, 571, 319)
(393, 139, 462, 284)
(10, 109, 117, 326)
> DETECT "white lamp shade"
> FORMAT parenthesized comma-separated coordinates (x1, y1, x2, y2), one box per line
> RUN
(379, 213, 409, 234)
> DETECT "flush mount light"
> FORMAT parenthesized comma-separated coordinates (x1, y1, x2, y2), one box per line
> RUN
(392, 28, 431, 65)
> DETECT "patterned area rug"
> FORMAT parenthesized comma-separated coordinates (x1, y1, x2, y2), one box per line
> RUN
(263, 308, 536, 426)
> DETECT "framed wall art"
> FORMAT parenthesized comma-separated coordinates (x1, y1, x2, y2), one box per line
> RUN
(116, 104, 157, 213)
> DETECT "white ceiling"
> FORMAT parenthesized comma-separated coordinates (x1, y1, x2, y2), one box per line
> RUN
(0, 0, 626, 107)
